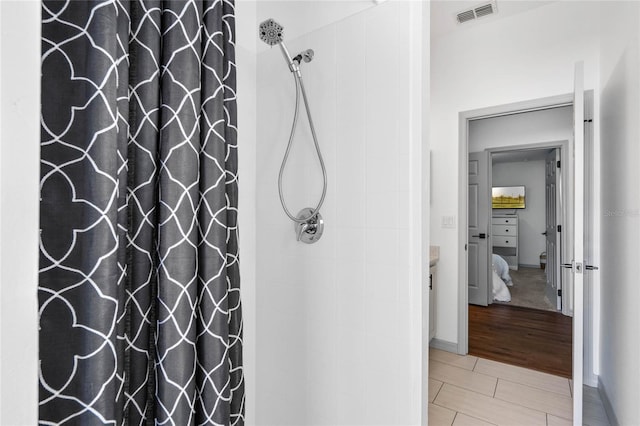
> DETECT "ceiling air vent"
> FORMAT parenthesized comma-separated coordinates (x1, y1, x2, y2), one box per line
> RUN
(456, 10, 476, 24)
(456, 1, 498, 24)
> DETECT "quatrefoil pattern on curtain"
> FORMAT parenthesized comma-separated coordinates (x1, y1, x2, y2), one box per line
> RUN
(39, 1, 244, 424)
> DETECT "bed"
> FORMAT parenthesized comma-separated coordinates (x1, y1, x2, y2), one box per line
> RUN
(492, 254, 512, 302)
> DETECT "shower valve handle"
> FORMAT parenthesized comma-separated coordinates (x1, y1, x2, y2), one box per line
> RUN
(294, 208, 324, 244)
(296, 222, 311, 241)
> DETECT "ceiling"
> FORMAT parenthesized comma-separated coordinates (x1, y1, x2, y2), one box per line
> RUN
(431, 0, 557, 39)
(254, 1, 558, 51)
(492, 148, 553, 164)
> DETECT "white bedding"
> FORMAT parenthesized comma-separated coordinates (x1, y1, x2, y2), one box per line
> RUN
(491, 254, 512, 302)
(492, 254, 513, 286)
(492, 269, 511, 302)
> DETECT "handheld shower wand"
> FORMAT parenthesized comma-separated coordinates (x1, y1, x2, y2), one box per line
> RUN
(259, 19, 327, 244)
(259, 19, 300, 75)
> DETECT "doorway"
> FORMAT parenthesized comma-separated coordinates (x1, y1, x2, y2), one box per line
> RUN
(456, 84, 597, 423)
(489, 146, 563, 313)
(456, 94, 587, 354)
(464, 104, 574, 378)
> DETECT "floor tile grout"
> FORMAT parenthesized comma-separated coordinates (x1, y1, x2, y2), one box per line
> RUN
(430, 352, 610, 426)
(435, 383, 545, 425)
(432, 379, 445, 402)
(431, 358, 502, 382)
(432, 373, 570, 425)
(471, 356, 479, 371)
(491, 386, 569, 420)
(496, 377, 573, 399)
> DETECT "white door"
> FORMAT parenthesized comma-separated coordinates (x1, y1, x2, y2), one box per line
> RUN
(468, 151, 490, 306)
(544, 149, 560, 310)
(570, 61, 585, 425)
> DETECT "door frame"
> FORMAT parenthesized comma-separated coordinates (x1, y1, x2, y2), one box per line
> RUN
(457, 93, 588, 355)
(486, 143, 569, 311)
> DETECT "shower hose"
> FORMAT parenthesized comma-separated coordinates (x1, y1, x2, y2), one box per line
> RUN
(278, 70, 327, 224)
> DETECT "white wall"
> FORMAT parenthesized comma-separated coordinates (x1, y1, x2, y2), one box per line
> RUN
(491, 160, 546, 267)
(430, 1, 601, 344)
(469, 106, 572, 152)
(0, 1, 40, 424)
(598, 1, 640, 424)
(255, 2, 425, 424)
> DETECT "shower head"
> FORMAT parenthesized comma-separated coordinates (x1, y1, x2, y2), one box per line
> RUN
(259, 18, 299, 74)
(259, 19, 284, 46)
(259, 18, 311, 75)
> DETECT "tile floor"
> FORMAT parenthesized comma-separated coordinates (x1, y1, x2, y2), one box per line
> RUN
(428, 348, 611, 426)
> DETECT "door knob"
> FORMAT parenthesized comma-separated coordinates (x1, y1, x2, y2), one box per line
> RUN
(471, 233, 487, 239)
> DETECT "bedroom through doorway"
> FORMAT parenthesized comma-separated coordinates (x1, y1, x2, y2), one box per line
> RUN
(489, 147, 562, 313)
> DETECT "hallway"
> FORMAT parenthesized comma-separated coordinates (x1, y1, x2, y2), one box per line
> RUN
(469, 304, 572, 378)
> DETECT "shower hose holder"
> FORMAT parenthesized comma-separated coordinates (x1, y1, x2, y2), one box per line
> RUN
(294, 208, 324, 244)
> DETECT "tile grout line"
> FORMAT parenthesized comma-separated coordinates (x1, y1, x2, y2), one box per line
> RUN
(496, 377, 573, 401)
(431, 384, 506, 426)
(475, 356, 571, 382)
(435, 357, 574, 424)
(476, 364, 573, 397)
(432, 359, 504, 384)
(432, 380, 445, 402)
(444, 382, 553, 421)
(492, 387, 570, 421)
(464, 412, 500, 426)
(450, 411, 458, 426)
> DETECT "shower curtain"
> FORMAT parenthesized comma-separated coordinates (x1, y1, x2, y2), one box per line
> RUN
(39, 1, 244, 424)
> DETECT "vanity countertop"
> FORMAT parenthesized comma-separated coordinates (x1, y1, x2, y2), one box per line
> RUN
(429, 245, 440, 267)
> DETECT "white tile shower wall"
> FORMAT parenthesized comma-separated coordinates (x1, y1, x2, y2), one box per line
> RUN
(0, 2, 40, 424)
(256, 2, 416, 425)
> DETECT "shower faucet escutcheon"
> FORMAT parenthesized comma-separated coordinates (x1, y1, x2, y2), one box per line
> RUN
(294, 208, 324, 244)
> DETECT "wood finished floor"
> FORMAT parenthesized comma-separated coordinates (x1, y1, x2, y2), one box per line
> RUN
(469, 304, 572, 378)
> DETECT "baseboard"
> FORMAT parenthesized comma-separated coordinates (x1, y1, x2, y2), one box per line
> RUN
(584, 372, 598, 388)
(518, 263, 542, 269)
(429, 338, 458, 354)
(598, 377, 619, 426)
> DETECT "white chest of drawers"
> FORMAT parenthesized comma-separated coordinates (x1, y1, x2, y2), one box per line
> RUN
(492, 215, 518, 270)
